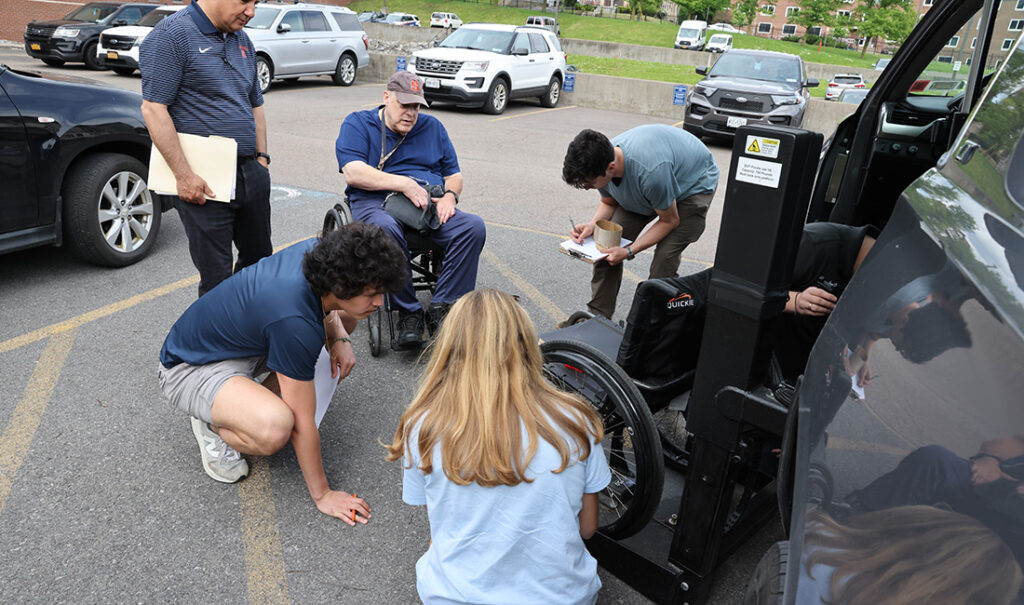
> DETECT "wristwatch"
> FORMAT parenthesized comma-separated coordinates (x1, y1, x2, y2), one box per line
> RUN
(255, 152, 271, 165)
(443, 189, 459, 204)
(626, 245, 635, 260)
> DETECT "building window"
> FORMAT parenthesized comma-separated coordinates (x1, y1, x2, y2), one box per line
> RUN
(923, 0, 933, 5)
(758, 22, 772, 34)
(946, 36, 959, 47)
(808, 26, 822, 36)
(786, 6, 800, 16)
(782, 24, 797, 36)
(971, 37, 976, 49)
(838, 10, 851, 17)
(965, 57, 972, 66)
(1003, 38, 1016, 51)
(937, 55, 952, 63)
(1010, 19, 1024, 31)
(1017, 0, 1024, 10)
(760, 5, 774, 15)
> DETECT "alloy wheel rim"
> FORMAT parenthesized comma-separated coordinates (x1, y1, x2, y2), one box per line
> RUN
(96, 171, 154, 253)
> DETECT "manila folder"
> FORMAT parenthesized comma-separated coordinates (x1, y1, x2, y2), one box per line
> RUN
(148, 133, 237, 202)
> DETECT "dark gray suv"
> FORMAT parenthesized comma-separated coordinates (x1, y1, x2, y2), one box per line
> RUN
(684, 49, 818, 140)
(24, 2, 156, 70)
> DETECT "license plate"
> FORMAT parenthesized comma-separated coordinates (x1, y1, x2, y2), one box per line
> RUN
(107, 51, 119, 60)
(30, 43, 41, 50)
(726, 116, 747, 128)
(424, 77, 440, 89)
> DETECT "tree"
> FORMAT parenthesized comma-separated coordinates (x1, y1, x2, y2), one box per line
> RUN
(627, 0, 660, 21)
(855, 0, 916, 57)
(672, 0, 731, 22)
(733, 0, 770, 34)
(790, 0, 842, 45)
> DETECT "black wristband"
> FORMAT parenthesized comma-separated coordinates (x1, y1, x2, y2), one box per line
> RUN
(443, 189, 459, 204)
(255, 152, 271, 165)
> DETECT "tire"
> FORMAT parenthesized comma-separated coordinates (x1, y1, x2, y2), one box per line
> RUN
(62, 153, 160, 267)
(742, 541, 788, 605)
(483, 77, 508, 115)
(539, 75, 561, 108)
(41, 58, 65, 67)
(321, 201, 354, 235)
(369, 311, 382, 358)
(256, 56, 272, 94)
(541, 338, 664, 538)
(112, 66, 135, 76)
(331, 53, 357, 87)
(82, 41, 103, 71)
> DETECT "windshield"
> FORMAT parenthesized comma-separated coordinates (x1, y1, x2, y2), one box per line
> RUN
(708, 54, 801, 86)
(63, 4, 117, 23)
(246, 6, 280, 30)
(678, 28, 701, 38)
(709, 35, 729, 44)
(137, 9, 176, 28)
(439, 28, 513, 53)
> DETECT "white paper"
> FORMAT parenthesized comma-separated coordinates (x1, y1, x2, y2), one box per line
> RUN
(559, 235, 633, 263)
(735, 156, 782, 189)
(313, 347, 339, 428)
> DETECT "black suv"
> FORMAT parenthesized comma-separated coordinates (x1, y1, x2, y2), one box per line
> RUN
(684, 49, 818, 140)
(24, 2, 157, 70)
(0, 65, 164, 267)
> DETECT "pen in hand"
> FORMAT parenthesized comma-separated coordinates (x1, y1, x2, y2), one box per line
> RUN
(569, 214, 577, 237)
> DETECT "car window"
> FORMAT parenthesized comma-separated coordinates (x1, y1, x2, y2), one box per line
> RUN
(834, 75, 862, 85)
(281, 11, 304, 32)
(64, 4, 117, 22)
(115, 7, 143, 23)
(512, 33, 531, 54)
(547, 34, 562, 52)
(137, 9, 177, 28)
(302, 11, 330, 32)
(247, 6, 280, 30)
(332, 12, 361, 32)
(529, 33, 549, 53)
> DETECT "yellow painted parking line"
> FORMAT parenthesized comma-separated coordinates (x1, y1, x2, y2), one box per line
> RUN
(672, 120, 685, 127)
(0, 330, 77, 516)
(482, 249, 563, 324)
(239, 457, 290, 604)
(489, 105, 576, 122)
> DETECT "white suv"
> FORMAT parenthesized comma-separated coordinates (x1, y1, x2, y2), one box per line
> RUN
(96, 5, 184, 76)
(429, 12, 462, 29)
(409, 23, 566, 114)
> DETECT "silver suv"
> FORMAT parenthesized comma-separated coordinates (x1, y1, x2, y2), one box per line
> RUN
(244, 2, 369, 94)
(683, 49, 818, 139)
(409, 23, 566, 114)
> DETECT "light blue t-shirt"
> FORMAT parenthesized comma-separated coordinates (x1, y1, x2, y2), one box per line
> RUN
(402, 418, 612, 605)
(598, 124, 719, 216)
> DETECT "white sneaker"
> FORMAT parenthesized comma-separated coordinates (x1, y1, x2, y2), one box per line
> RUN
(190, 417, 249, 483)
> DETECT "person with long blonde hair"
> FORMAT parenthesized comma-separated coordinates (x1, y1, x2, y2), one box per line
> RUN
(385, 289, 610, 604)
(801, 505, 1022, 605)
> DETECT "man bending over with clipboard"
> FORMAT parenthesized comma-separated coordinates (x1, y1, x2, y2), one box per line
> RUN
(562, 126, 719, 322)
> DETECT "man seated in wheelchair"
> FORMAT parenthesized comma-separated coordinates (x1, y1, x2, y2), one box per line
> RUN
(615, 222, 876, 387)
(335, 71, 486, 350)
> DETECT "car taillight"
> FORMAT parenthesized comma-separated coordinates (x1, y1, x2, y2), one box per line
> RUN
(855, 83, 865, 87)
(828, 82, 837, 87)
(362, 33, 368, 50)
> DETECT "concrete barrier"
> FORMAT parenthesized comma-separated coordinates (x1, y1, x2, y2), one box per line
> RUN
(366, 51, 859, 138)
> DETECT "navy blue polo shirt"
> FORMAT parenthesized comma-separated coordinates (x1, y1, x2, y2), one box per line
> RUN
(159, 239, 324, 381)
(335, 108, 460, 205)
(140, 2, 263, 155)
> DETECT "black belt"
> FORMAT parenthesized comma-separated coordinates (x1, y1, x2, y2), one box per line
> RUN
(237, 153, 258, 164)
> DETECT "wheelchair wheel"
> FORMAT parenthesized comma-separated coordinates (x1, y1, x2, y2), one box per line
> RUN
(368, 308, 382, 358)
(541, 338, 664, 538)
(322, 201, 354, 235)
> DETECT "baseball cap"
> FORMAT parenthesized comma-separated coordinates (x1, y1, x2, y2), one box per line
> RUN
(387, 71, 429, 106)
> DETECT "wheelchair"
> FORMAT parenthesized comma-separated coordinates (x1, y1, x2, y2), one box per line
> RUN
(322, 199, 444, 356)
(538, 273, 796, 540)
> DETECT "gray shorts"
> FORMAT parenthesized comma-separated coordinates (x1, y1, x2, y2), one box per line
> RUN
(157, 357, 268, 424)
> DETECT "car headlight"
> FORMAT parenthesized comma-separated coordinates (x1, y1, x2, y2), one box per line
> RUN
(131, 37, 142, 47)
(694, 84, 717, 97)
(53, 26, 80, 38)
(461, 61, 489, 72)
(771, 94, 801, 106)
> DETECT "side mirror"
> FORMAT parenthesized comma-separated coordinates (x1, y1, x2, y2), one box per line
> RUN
(806, 78, 819, 88)
(511, 47, 528, 56)
(696, 66, 708, 75)
(277, 22, 292, 33)
(433, 39, 440, 47)
(113, 19, 128, 26)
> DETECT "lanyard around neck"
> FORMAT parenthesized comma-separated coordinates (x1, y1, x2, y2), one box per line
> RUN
(378, 107, 407, 171)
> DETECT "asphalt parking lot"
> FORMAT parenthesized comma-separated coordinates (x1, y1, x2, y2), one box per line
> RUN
(0, 49, 783, 604)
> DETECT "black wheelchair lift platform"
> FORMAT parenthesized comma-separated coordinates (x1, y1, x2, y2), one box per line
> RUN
(539, 125, 822, 605)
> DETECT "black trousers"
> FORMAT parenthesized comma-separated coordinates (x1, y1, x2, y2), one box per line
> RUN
(173, 156, 272, 297)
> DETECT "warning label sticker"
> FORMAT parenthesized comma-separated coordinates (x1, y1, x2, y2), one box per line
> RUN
(745, 135, 780, 159)
(735, 157, 781, 188)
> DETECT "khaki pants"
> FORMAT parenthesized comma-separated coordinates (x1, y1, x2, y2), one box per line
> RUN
(588, 191, 713, 319)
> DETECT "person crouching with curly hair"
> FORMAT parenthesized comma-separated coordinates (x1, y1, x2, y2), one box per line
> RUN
(158, 222, 407, 523)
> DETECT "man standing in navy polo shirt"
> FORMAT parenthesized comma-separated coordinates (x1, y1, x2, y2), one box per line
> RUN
(336, 72, 486, 350)
(140, 0, 272, 297)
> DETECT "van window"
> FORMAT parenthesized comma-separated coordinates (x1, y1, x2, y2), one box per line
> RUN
(432, 12, 443, 18)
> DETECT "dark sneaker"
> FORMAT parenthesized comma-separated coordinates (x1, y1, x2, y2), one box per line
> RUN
(190, 417, 248, 483)
(426, 302, 451, 335)
(395, 309, 425, 350)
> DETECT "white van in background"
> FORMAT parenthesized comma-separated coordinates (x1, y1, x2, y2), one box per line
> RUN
(706, 33, 733, 53)
(674, 19, 707, 50)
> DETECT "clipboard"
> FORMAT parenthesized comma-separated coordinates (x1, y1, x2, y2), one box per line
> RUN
(558, 235, 632, 264)
(148, 133, 238, 202)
